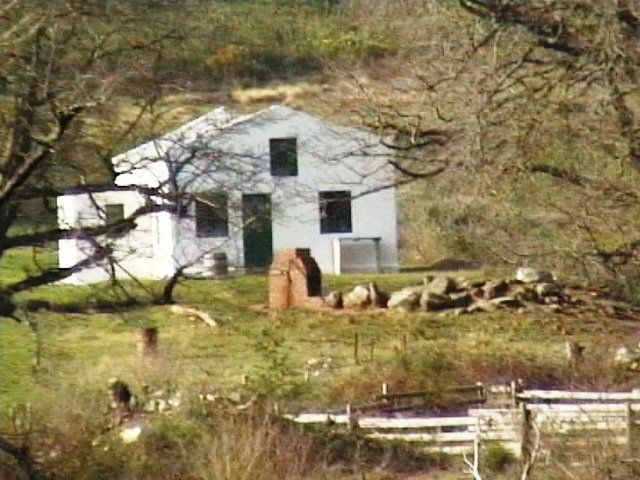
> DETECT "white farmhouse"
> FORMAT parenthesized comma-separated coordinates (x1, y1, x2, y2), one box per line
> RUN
(57, 105, 399, 284)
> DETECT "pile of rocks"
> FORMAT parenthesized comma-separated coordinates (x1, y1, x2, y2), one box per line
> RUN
(326, 267, 570, 314)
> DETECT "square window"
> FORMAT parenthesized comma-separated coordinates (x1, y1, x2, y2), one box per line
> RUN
(270, 138, 297, 176)
(195, 193, 228, 238)
(104, 204, 125, 238)
(104, 204, 125, 224)
(319, 191, 352, 234)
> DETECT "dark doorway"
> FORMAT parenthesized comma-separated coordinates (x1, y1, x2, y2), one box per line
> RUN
(242, 194, 273, 269)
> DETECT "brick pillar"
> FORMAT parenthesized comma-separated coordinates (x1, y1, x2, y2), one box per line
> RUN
(269, 249, 322, 310)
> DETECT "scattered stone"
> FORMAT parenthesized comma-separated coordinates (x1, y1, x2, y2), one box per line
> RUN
(515, 267, 554, 284)
(120, 425, 143, 444)
(369, 282, 389, 308)
(464, 301, 494, 314)
(535, 282, 561, 298)
(449, 291, 473, 308)
(513, 285, 539, 303)
(388, 288, 421, 312)
(325, 291, 343, 309)
(615, 347, 632, 366)
(420, 291, 448, 311)
(425, 275, 457, 296)
(482, 279, 509, 299)
(489, 296, 524, 309)
(344, 285, 371, 309)
(167, 393, 181, 408)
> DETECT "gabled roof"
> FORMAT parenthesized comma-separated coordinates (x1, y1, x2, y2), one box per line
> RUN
(113, 105, 376, 166)
(113, 105, 303, 165)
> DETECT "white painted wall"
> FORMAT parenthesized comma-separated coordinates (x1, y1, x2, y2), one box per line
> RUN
(57, 190, 174, 284)
(58, 105, 399, 284)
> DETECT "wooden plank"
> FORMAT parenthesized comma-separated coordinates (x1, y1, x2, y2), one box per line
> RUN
(373, 384, 483, 401)
(424, 445, 474, 455)
(367, 431, 478, 443)
(286, 414, 477, 429)
(519, 391, 640, 402)
(367, 431, 518, 443)
(527, 403, 636, 411)
(285, 413, 349, 424)
(358, 416, 476, 429)
(422, 441, 521, 457)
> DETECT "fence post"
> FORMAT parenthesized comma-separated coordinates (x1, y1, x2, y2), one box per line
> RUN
(520, 402, 532, 465)
(476, 382, 485, 402)
(382, 382, 388, 403)
(354, 332, 359, 365)
(627, 402, 638, 453)
(511, 380, 518, 407)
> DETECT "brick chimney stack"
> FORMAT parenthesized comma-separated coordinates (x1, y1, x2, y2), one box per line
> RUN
(269, 249, 322, 310)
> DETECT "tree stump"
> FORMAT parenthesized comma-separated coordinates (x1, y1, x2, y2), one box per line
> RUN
(212, 252, 229, 279)
(137, 327, 158, 356)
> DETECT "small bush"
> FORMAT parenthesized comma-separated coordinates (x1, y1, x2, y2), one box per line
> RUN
(482, 443, 516, 474)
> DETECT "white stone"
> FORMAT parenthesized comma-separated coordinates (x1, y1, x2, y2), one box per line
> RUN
(515, 267, 554, 284)
(120, 426, 142, 444)
(615, 347, 632, 365)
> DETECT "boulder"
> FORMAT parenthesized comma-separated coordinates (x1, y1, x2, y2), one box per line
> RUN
(421, 291, 473, 311)
(449, 291, 473, 308)
(465, 301, 495, 314)
(535, 282, 561, 298)
(513, 285, 539, 303)
(420, 291, 447, 311)
(489, 296, 524, 309)
(425, 275, 457, 296)
(482, 279, 509, 299)
(615, 347, 632, 366)
(325, 291, 343, 309)
(343, 285, 371, 309)
(388, 288, 421, 312)
(368, 282, 389, 308)
(515, 267, 554, 284)
(120, 425, 143, 444)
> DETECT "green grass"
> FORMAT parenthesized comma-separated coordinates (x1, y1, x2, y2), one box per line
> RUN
(2, 250, 638, 479)
(1, 262, 633, 412)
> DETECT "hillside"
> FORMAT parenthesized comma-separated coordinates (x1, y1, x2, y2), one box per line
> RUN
(9, 0, 637, 300)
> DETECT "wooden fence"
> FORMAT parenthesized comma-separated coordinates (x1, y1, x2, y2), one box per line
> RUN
(286, 386, 640, 457)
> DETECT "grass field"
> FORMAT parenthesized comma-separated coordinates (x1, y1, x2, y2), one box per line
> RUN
(2, 260, 636, 411)
(2, 250, 640, 478)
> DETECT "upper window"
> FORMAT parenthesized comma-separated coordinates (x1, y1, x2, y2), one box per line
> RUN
(104, 203, 125, 238)
(104, 204, 125, 224)
(319, 191, 352, 234)
(195, 194, 229, 238)
(270, 138, 298, 176)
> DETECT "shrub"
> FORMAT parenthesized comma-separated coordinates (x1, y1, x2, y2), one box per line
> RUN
(482, 443, 516, 474)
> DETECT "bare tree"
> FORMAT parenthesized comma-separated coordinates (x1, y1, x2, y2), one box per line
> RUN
(0, 0, 187, 475)
(341, 1, 640, 290)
